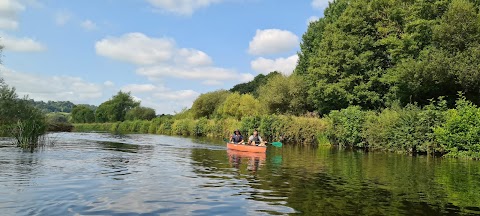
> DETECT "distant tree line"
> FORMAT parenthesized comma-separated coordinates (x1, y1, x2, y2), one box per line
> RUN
(71, 91, 156, 123)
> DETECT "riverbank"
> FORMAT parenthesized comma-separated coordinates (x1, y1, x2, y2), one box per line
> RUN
(73, 115, 328, 145)
(74, 97, 480, 160)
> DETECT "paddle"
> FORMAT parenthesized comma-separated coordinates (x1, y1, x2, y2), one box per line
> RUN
(224, 138, 282, 147)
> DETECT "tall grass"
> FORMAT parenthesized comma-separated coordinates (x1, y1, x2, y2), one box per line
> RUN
(73, 115, 327, 145)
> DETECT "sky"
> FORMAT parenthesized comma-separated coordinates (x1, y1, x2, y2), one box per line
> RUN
(0, 0, 329, 114)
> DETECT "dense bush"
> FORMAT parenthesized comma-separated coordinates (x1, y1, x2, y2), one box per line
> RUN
(325, 106, 368, 147)
(435, 98, 480, 159)
(125, 107, 156, 121)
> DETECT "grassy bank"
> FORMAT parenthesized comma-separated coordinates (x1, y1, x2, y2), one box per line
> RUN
(74, 115, 328, 145)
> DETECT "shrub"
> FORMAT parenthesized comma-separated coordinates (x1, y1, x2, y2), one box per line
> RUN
(325, 106, 368, 147)
(435, 97, 480, 158)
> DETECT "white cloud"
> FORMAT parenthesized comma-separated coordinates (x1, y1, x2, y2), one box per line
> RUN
(153, 89, 199, 101)
(175, 48, 212, 66)
(312, 0, 331, 10)
(201, 80, 222, 86)
(119, 83, 200, 114)
(251, 54, 299, 75)
(0, 66, 103, 103)
(55, 10, 72, 26)
(307, 16, 319, 25)
(96, 33, 175, 65)
(121, 84, 160, 93)
(147, 0, 222, 15)
(136, 65, 238, 80)
(0, 0, 24, 30)
(97, 32, 247, 84)
(81, 19, 97, 31)
(239, 73, 255, 82)
(0, 34, 46, 52)
(248, 29, 299, 56)
(103, 81, 115, 87)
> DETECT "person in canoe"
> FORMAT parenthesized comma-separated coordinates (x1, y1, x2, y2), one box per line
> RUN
(248, 130, 267, 146)
(230, 129, 244, 144)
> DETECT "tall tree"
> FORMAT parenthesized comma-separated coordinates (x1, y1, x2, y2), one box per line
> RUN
(191, 90, 230, 119)
(95, 91, 140, 122)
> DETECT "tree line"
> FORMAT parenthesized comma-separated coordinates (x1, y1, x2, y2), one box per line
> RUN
(71, 92, 156, 123)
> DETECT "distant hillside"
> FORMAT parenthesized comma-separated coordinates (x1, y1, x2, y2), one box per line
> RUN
(27, 100, 97, 113)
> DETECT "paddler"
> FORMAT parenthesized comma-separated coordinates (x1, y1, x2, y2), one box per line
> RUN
(230, 129, 244, 144)
(248, 129, 267, 146)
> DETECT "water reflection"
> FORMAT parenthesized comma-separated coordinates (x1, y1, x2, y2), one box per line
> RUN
(0, 133, 479, 215)
(227, 149, 266, 173)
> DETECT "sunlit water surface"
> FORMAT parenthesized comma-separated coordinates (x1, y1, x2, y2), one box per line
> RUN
(0, 133, 479, 215)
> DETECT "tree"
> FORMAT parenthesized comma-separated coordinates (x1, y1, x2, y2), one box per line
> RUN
(95, 91, 140, 122)
(71, 105, 95, 123)
(217, 92, 265, 120)
(190, 90, 230, 119)
(294, 0, 480, 113)
(258, 74, 311, 115)
(230, 72, 281, 97)
(433, 0, 480, 52)
(125, 106, 156, 121)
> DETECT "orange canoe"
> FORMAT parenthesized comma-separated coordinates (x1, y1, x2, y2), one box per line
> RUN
(226, 143, 267, 153)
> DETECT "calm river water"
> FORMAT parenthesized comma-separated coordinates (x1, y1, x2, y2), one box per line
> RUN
(0, 132, 479, 215)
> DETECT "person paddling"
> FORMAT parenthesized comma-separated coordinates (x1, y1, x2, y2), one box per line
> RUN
(248, 130, 266, 146)
(230, 129, 244, 144)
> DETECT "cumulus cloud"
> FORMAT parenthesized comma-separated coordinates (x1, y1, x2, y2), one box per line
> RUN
(251, 54, 299, 75)
(0, 34, 46, 52)
(96, 33, 176, 65)
(248, 29, 299, 56)
(201, 80, 222, 86)
(96, 32, 248, 84)
(119, 83, 200, 114)
(81, 19, 97, 31)
(121, 84, 160, 93)
(312, 0, 331, 10)
(0, 66, 103, 103)
(0, 0, 25, 30)
(146, 0, 222, 15)
(137, 66, 238, 80)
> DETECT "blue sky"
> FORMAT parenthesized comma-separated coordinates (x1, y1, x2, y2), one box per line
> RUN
(0, 0, 329, 114)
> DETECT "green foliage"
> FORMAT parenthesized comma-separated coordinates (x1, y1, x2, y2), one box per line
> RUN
(46, 112, 73, 132)
(190, 90, 230, 119)
(217, 92, 266, 120)
(230, 72, 281, 97)
(0, 78, 47, 147)
(95, 91, 140, 123)
(172, 119, 195, 136)
(125, 106, 156, 121)
(28, 99, 76, 113)
(258, 74, 311, 115)
(433, 0, 480, 52)
(325, 106, 368, 147)
(296, 0, 480, 113)
(72, 105, 95, 123)
(435, 97, 480, 159)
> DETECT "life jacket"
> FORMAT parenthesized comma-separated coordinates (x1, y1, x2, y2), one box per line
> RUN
(232, 135, 242, 143)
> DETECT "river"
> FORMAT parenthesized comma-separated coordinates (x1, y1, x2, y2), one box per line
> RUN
(0, 132, 479, 215)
